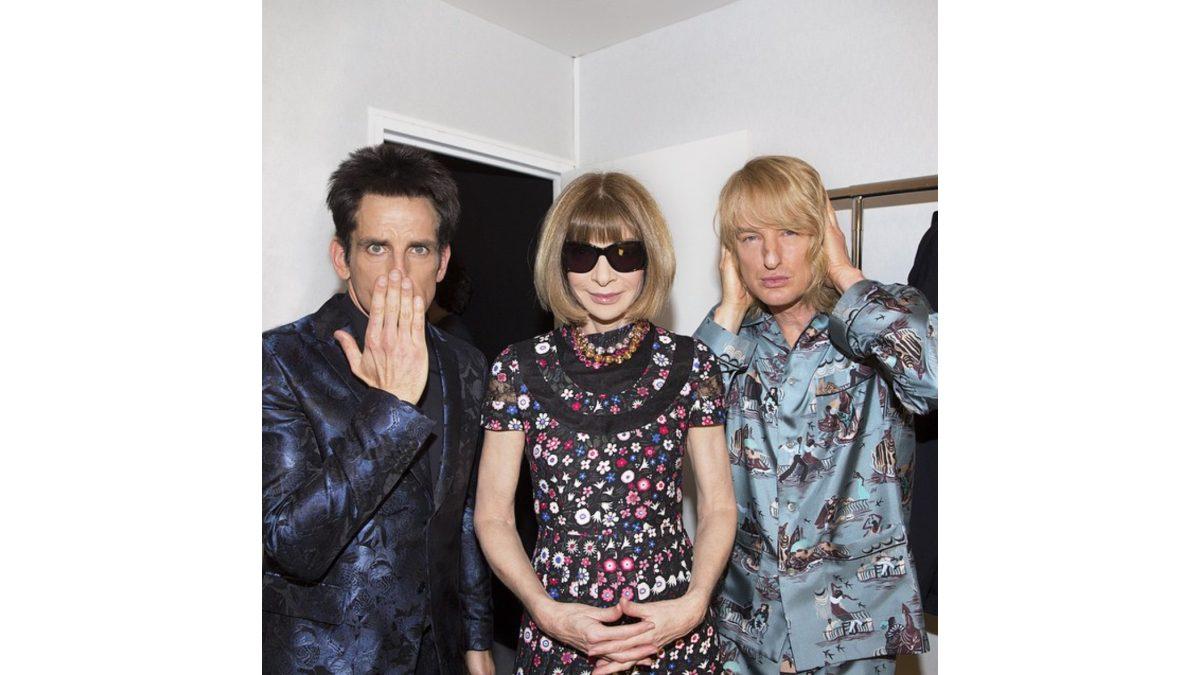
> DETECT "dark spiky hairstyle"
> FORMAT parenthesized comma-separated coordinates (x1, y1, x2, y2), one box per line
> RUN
(326, 143, 460, 259)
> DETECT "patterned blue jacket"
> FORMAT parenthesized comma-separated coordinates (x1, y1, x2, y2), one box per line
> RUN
(694, 280, 937, 672)
(263, 294, 493, 673)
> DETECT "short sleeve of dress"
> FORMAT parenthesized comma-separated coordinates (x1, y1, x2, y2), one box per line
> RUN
(688, 340, 727, 427)
(481, 345, 526, 432)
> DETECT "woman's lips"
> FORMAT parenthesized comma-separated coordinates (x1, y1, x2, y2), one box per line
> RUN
(589, 291, 623, 304)
(760, 276, 791, 288)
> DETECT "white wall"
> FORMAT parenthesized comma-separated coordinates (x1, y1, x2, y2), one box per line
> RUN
(578, 0, 938, 289)
(263, 0, 574, 330)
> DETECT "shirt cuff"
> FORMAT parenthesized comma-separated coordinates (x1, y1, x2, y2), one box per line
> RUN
(695, 310, 756, 371)
(827, 279, 882, 356)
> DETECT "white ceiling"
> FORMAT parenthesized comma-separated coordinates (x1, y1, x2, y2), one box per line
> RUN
(441, 0, 743, 56)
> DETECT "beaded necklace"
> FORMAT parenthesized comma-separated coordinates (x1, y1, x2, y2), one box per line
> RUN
(566, 320, 650, 370)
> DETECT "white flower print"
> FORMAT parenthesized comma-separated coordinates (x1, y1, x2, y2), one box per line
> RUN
(517, 394, 530, 410)
(534, 340, 550, 354)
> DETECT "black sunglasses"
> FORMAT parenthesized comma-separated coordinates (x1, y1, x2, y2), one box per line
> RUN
(562, 240, 648, 274)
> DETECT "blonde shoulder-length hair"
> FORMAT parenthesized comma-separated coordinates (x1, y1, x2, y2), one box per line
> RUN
(533, 172, 675, 326)
(716, 155, 840, 315)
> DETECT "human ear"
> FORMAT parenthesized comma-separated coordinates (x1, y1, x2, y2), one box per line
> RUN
(435, 244, 451, 283)
(330, 238, 351, 280)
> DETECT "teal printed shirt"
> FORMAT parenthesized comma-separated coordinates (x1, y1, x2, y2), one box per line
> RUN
(694, 280, 938, 673)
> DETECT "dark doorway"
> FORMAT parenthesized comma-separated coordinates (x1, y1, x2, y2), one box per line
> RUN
(387, 141, 551, 652)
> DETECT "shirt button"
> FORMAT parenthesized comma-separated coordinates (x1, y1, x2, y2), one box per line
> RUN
(787, 378, 796, 384)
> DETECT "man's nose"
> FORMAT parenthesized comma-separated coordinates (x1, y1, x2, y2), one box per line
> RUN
(762, 234, 781, 269)
(392, 253, 408, 276)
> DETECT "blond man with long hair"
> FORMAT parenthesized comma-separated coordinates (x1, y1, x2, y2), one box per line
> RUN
(695, 157, 938, 674)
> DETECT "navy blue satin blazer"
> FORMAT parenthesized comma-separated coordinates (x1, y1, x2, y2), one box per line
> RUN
(263, 294, 493, 673)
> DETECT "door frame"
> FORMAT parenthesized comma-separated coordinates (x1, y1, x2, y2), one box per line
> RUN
(368, 107, 574, 193)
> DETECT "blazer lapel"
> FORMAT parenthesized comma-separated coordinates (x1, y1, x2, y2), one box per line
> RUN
(309, 296, 367, 404)
(432, 332, 461, 509)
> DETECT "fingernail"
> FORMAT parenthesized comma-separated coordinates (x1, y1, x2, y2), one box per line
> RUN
(377, 276, 386, 286)
(390, 270, 400, 281)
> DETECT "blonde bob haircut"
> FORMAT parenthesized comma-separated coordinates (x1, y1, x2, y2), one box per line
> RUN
(533, 172, 675, 326)
(717, 155, 841, 315)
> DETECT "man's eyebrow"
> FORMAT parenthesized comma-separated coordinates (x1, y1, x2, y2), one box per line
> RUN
(357, 238, 389, 247)
(408, 239, 437, 248)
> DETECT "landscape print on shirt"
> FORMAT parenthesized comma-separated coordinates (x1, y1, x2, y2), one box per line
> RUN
(699, 280, 937, 671)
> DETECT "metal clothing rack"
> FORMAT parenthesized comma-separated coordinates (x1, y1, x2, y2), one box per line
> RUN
(827, 175, 938, 268)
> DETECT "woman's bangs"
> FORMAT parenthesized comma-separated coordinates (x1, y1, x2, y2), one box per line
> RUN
(565, 199, 638, 244)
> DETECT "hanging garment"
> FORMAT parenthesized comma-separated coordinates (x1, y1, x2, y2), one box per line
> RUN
(906, 211, 938, 615)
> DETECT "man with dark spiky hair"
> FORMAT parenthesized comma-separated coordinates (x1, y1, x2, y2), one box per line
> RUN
(263, 143, 494, 674)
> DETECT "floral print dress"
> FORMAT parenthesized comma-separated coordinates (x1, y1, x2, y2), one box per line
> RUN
(482, 324, 727, 674)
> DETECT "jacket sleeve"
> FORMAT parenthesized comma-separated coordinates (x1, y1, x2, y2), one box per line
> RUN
(262, 341, 435, 582)
(827, 279, 939, 415)
(458, 424, 494, 650)
(694, 307, 758, 389)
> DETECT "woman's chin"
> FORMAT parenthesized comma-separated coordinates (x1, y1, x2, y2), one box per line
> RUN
(584, 306, 632, 326)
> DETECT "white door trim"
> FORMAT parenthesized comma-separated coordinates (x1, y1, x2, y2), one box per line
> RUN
(368, 107, 574, 185)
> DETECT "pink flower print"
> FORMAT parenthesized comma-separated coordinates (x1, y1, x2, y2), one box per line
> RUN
(496, 373, 507, 383)
(625, 490, 640, 505)
(620, 557, 634, 572)
(621, 586, 635, 600)
(691, 633, 699, 643)
(637, 478, 651, 491)
(644, 447, 655, 457)
(587, 448, 599, 459)
(635, 505, 648, 519)
(656, 480, 665, 491)
(616, 458, 628, 468)
(601, 587, 615, 602)
(571, 401, 581, 411)
(602, 559, 618, 572)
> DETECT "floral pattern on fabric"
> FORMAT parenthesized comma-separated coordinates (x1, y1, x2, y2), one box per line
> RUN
(482, 326, 726, 674)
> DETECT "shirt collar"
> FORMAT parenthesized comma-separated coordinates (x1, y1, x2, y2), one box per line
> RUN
(754, 310, 830, 348)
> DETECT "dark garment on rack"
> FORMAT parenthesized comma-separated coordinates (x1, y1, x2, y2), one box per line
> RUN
(907, 211, 938, 614)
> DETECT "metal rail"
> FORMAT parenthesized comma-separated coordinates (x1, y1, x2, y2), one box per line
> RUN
(827, 175, 938, 267)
